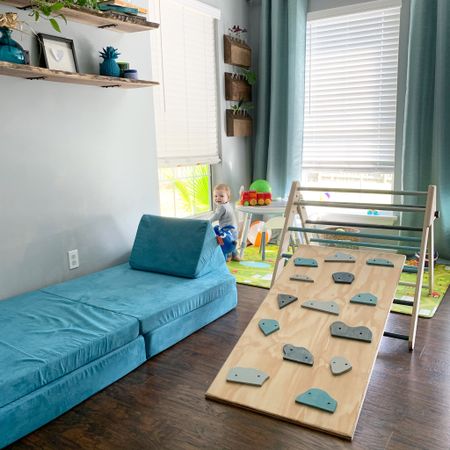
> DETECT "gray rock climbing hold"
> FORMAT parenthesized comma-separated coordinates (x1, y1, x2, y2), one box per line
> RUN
(350, 292, 378, 306)
(282, 344, 314, 366)
(367, 258, 394, 267)
(332, 272, 355, 284)
(290, 274, 314, 283)
(295, 388, 337, 413)
(330, 356, 352, 375)
(330, 321, 372, 343)
(278, 293, 298, 309)
(301, 300, 340, 315)
(226, 367, 269, 386)
(325, 252, 356, 263)
(294, 258, 318, 267)
(258, 319, 280, 336)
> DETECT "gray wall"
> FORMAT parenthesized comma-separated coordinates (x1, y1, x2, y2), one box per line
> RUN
(0, 8, 160, 299)
(0, 0, 251, 300)
(201, 0, 252, 200)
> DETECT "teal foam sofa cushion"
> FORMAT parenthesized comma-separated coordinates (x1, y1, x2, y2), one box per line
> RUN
(129, 214, 224, 279)
(0, 290, 139, 409)
(43, 262, 236, 336)
(0, 337, 146, 449)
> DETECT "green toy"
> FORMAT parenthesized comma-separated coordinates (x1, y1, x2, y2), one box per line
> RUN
(249, 179, 272, 193)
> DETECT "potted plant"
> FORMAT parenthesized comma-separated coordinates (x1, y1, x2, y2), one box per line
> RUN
(0, 0, 99, 33)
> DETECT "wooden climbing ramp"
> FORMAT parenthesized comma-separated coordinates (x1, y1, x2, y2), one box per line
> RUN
(206, 245, 405, 439)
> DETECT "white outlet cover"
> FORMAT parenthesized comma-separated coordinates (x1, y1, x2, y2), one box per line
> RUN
(68, 250, 79, 270)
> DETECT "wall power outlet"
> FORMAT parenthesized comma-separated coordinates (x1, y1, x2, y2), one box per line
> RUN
(68, 249, 79, 270)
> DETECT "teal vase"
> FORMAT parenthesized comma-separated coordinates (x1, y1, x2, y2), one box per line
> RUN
(100, 58, 120, 77)
(0, 27, 25, 64)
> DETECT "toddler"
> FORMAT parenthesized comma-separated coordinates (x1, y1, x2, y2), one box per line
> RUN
(210, 184, 240, 262)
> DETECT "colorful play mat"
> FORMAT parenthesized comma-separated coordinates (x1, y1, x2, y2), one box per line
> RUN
(227, 245, 450, 319)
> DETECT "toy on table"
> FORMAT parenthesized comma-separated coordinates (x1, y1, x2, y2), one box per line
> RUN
(240, 190, 257, 206)
(248, 221, 271, 247)
(240, 179, 272, 206)
(214, 225, 237, 259)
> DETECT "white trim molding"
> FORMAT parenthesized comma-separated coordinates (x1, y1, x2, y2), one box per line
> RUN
(307, 0, 401, 21)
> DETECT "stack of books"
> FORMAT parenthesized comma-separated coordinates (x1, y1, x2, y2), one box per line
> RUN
(98, 0, 148, 19)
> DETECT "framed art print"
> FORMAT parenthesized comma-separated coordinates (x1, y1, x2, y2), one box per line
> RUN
(38, 33, 79, 73)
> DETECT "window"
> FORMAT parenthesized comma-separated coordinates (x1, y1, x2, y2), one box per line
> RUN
(158, 165, 211, 218)
(151, 0, 220, 167)
(302, 2, 401, 202)
(150, 0, 220, 217)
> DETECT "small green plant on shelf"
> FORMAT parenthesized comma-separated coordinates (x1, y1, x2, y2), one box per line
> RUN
(230, 99, 253, 117)
(0, 0, 100, 33)
(30, 0, 99, 31)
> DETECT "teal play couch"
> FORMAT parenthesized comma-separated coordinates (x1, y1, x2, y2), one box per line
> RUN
(0, 215, 237, 448)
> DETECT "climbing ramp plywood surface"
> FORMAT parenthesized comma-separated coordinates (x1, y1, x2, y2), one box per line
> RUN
(206, 245, 405, 439)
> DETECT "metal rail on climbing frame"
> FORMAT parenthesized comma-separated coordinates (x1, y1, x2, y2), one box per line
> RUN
(272, 181, 438, 351)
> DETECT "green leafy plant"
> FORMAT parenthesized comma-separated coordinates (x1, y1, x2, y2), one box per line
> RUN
(242, 69, 256, 86)
(231, 99, 253, 116)
(24, 0, 99, 32)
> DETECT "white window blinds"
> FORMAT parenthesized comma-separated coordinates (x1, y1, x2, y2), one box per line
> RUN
(151, 0, 220, 167)
(303, 4, 401, 172)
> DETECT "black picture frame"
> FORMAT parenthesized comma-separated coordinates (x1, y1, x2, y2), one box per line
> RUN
(37, 33, 79, 73)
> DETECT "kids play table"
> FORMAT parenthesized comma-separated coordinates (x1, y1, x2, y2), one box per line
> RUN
(236, 200, 287, 258)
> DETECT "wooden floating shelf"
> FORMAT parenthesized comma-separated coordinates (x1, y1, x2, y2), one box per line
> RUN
(0, 62, 159, 89)
(3, 0, 159, 32)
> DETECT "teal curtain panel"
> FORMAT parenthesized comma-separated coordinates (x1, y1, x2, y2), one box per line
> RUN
(252, 0, 308, 198)
(402, 0, 450, 258)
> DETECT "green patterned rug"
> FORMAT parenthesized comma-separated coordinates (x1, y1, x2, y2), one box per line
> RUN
(227, 245, 450, 318)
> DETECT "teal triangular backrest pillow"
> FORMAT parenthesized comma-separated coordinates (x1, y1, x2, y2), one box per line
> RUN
(129, 214, 225, 278)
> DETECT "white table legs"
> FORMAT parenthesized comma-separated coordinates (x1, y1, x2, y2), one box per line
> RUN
(239, 212, 253, 259)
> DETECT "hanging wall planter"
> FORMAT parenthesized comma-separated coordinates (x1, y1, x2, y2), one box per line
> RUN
(224, 35, 251, 68)
(225, 72, 252, 101)
(226, 109, 252, 137)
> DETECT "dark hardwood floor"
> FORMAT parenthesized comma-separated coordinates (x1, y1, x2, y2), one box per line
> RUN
(10, 284, 450, 450)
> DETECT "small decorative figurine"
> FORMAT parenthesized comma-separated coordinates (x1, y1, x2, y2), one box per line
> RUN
(99, 46, 121, 77)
